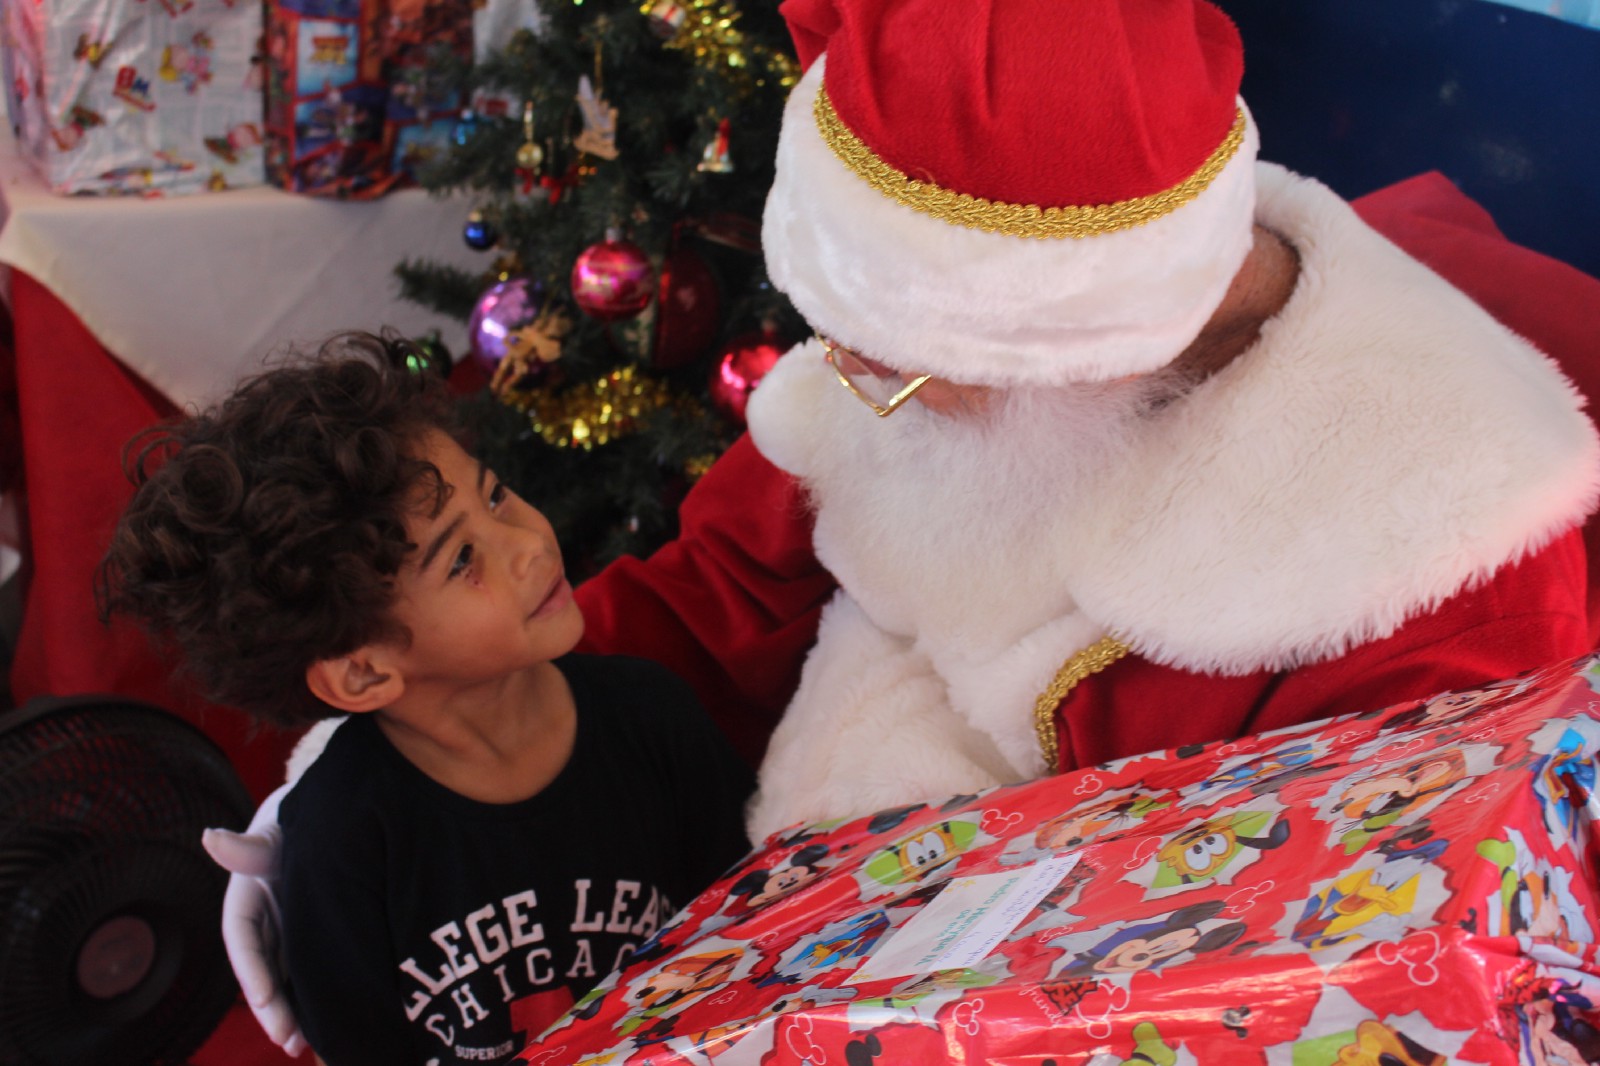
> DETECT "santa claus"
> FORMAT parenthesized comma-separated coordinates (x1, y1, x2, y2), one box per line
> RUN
(209, 0, 1600, 1052)
(593, 0, 1600, 839)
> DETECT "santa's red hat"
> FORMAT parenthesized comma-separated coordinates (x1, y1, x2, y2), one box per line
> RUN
(762, 0, 1260, 386)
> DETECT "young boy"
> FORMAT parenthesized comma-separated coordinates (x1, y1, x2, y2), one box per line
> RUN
(99, 333, 755, 1066)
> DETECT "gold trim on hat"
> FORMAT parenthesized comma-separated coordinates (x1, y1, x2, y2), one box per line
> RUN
(815, 88, 1247, 240)
(1033, 636, 1131, 770)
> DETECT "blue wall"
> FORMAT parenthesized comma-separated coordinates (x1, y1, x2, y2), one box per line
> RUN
(1223, 0, 1599, 278)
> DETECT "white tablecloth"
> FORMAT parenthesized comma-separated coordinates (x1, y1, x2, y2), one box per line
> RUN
(0, 109, 488, 411)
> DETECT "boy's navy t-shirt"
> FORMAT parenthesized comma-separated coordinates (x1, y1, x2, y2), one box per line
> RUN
(278, 654, 755, 1066)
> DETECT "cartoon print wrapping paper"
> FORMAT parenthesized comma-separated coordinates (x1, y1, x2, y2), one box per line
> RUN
(1, 0, 265, 195)
(511, 653, 1600, 1065)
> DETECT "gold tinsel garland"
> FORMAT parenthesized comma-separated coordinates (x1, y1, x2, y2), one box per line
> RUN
(500, 366, 668, 450)
(500, 365, 717, 479)
(641, 0, 800, 93)
(682, 453, 716, 480)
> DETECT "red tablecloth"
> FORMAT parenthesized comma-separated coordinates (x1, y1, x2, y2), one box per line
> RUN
(7, 270, 303, 800)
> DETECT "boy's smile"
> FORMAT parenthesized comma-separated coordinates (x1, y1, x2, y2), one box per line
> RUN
(382, 430, 584, 692)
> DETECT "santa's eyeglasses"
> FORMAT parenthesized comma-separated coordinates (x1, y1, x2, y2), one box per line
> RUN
(819, 335, 931, 418)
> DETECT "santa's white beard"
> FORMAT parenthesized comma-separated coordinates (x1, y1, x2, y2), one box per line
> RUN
(743, 353, 1192, 831)
(792, 363, 1188, 651)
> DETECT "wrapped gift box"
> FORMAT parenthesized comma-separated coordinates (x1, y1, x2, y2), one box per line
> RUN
(0, 0, 264, 195)
(262, 0, 470, 197)
(516, 653, 1600, 1065)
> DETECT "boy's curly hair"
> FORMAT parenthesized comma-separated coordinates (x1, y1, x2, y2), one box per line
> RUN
(97, 333, 460, 729)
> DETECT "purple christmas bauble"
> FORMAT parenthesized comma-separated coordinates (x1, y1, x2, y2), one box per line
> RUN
(468, 276, 546, 375)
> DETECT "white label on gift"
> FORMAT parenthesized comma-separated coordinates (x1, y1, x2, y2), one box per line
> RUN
(847, 855, 1078, 983)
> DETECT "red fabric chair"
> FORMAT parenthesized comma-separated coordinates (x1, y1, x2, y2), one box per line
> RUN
(1350, 172, 1600, 647)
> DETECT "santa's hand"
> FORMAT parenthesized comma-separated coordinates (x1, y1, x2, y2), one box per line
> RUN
(202, 783, 307, 1057)
(747, 593, 1014, 842)
(200, 719, 341, 1055)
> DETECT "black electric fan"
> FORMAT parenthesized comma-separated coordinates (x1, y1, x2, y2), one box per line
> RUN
(0, 695, 255, 1065)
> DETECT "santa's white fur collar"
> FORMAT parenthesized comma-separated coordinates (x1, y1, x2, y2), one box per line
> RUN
(1063, 163, 1599, 673)
(752, 163, 1598, 683)
(738, 163, 1600, 826)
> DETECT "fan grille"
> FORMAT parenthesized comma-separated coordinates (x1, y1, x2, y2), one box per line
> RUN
(0, 697, 255, 1066)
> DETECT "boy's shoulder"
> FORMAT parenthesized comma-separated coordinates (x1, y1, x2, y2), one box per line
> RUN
(560, 652, 700, 710)
(279, 716, 392, 844)
(295, 712, 384, 778)
(559, 651, 692, 695)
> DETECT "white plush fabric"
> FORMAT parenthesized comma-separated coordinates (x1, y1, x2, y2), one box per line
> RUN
(744, 594, 1021, 841)
(1074, 164, 1600, 672)
(761, 58, 1261, 388)
(285, 717, 344, 785)
(745, 162, 1600, 838)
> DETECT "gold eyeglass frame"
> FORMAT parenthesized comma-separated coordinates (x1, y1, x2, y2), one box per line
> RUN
(819, 335, 932, 418)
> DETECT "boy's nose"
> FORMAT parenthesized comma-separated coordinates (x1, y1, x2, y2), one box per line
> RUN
(504, 519, 551, 580)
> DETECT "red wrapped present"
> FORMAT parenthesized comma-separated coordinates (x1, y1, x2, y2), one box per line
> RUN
(262, 0, 471, 197)
(514, 654, 1600, 1065)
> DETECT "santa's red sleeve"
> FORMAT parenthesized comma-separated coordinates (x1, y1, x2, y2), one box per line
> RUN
(573, 433, 836, 765)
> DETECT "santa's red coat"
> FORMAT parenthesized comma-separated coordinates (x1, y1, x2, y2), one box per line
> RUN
(576, 172, 1600, 775)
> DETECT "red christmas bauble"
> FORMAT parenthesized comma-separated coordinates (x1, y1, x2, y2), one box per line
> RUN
(708, 329, 785, 427)
(652, 247, 721, 369)
(570, 237, 655, 320)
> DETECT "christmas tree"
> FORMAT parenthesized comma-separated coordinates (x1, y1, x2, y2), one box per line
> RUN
(396, 0, 804, 579)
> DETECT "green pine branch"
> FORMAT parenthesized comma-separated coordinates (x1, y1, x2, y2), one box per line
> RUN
(397, 0, 801, 572)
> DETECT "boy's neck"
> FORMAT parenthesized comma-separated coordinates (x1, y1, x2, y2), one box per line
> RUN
(374, 660, 578, 804)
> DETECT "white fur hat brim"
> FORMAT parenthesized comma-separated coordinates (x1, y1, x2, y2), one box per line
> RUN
(761, 58, 1262, 387)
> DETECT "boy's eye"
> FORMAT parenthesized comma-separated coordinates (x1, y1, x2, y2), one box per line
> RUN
(488, 481, 508, 510)
(448, 543, 474, 579)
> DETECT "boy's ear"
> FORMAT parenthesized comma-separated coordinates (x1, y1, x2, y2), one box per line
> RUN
(305, 648, 404, 713)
